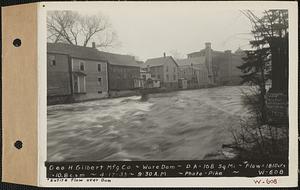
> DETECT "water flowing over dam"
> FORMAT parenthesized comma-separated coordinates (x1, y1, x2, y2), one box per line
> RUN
(47, 86, 251, 161)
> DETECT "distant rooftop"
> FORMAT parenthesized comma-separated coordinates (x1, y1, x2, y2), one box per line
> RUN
(144, 56, 178, 67)
(47, 42, 140, 67)
(98, 51, 140, 67)
(177, 57, 207, 70)
(47, 43, 106, 61)
(187, 42, 244, 58)
(176, 57, 205, 66)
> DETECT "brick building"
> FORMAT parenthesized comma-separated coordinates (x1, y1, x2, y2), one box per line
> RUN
(187, 42, 244, 86)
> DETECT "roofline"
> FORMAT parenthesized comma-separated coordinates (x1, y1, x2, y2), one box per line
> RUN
(47, 42, 97, 51)
(143, 64, 164, 68)
(144, 56, 178, 67)
(169, 56, 179, 67)
(71, 56, 108, 63)
(47, 52, 108, 63)
(108, 62, 140, 68)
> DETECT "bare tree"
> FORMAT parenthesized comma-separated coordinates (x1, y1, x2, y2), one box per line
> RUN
(47, 11, 118, 48)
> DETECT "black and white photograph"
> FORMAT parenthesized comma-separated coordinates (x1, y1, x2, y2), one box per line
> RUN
(0, 1, 297, 188)
(46, 3, 290, 166)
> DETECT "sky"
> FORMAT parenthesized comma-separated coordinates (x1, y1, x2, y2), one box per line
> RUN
(50, 2, 261, 61)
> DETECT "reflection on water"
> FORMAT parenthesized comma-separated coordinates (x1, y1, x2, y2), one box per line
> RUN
(47, 86, 251, 161)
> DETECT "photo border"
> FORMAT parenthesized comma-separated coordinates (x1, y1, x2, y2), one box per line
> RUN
(38, 1, 298, 187)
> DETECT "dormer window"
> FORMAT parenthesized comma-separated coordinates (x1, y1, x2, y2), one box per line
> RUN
(80, 61, 85, 71)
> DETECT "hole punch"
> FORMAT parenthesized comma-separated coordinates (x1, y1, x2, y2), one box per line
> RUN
(13, 38, 21, 47)
(14, 140, 23, 149)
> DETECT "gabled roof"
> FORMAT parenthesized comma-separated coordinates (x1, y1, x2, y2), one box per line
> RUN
(47, 43, 140, 67)
(177, 57, 208, 71)
(98, 51, 140, 67)
(176, 57, 205, 67)
(144, 56, 178, 68)
(47, 43, 106, 61)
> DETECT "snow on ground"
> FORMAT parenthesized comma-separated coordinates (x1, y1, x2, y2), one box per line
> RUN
(47, 86, 252, 161)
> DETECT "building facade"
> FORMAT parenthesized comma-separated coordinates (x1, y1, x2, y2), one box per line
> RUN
(177, 58, 210, 88)
(140, 68, 160, 88)
(71, 58, 108, 101)
(187, 42, 244, 86)
(47, 43, 108, 104)
(47, 53, 72, 97)
(98, 51, 141, 96)
(144, 55, 179, 89)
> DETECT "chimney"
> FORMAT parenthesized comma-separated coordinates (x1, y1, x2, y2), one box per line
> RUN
(205, 42, 211, 49)
(163, 52, 166, 58)
(92, 42, 96, 48)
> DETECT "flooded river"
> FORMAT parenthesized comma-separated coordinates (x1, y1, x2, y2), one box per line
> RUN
(47, 86, 251, 161)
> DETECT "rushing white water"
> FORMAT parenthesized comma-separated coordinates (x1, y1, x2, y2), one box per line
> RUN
(47, 86, 252, 161)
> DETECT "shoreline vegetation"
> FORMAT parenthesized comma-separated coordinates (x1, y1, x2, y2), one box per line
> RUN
(204, 86, 288, 160)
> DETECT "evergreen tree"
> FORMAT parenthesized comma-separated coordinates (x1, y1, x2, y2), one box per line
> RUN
(238, 10, 289, 123)
(239, 10, 288, 93)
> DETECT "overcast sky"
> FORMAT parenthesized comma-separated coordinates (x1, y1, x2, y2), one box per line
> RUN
(56, 3, 261, 61)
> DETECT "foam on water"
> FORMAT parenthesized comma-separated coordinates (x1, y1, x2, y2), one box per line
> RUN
(47, 86, 252, 161)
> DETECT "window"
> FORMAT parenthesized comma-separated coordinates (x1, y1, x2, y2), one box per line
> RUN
(174, 67, 176, 72)
(98, 64, 101, 72)
(173, 75, 176, 80)
(157, 74, 160, 79)
(152, 74, 156, 78)
(123, 68, 127, 79)
(166, 74, 169, 80)
(49, 55, 56, 66)
(166, 66, 168, 72)
(98, 77, 102, 86)
(80, 61, 85, 71)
